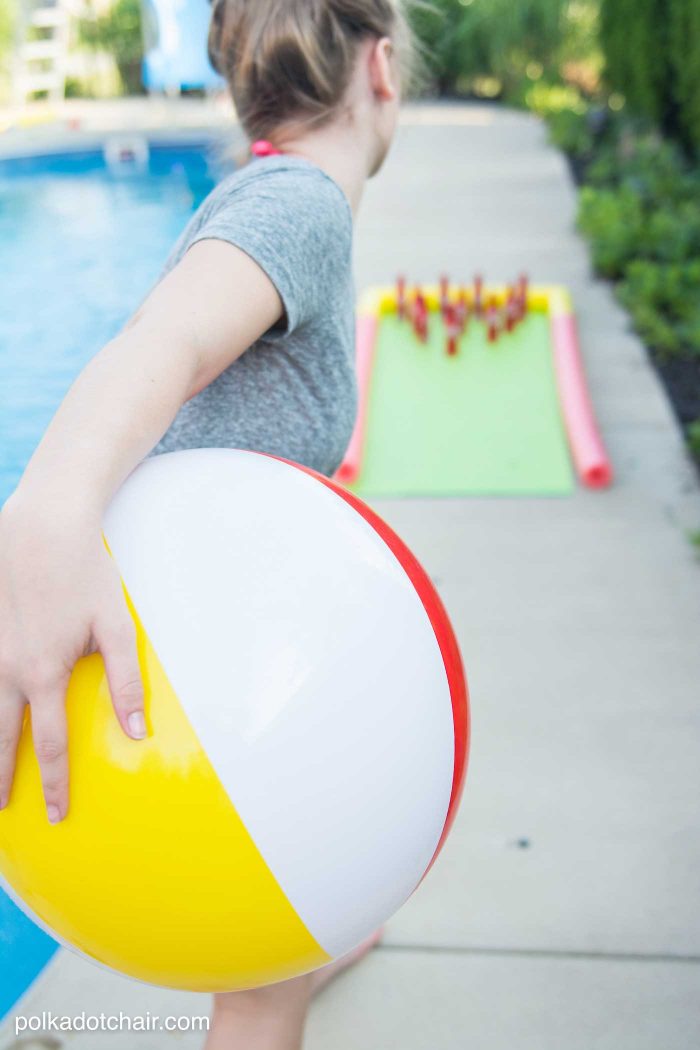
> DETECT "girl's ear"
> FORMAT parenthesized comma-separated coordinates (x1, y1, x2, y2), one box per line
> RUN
(368, 36, 398, 102)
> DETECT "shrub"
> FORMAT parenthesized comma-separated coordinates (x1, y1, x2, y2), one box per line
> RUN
(587, 134, 700, 203)
(577, 186, 646, 278)
(574, 126, 700, 364)
(552, 2, 700, 478)
(577, 125, 700, 274)
(617, 260, 700, 359)
(547, 106, 595, 159)
(64, 76, 91, 98)
(524, 80, 586, 117)
(644, 203, 700, 265)
(688, 419, 700, 460)
(548, 108, 590, 155)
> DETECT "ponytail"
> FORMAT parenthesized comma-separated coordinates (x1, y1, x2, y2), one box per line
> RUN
(208, 0, 413, 142)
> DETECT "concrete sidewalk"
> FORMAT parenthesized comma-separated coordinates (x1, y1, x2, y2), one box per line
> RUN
(2, 103, 700, 1049)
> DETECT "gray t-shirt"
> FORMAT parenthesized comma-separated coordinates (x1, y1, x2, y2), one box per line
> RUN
(148, 155, 357, 478)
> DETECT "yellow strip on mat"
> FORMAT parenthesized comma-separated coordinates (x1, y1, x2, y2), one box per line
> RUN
(0, 588, 330, 991)
(358, 283, 571, 317)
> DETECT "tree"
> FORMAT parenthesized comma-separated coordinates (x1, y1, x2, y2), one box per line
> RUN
(0, 0, 15, 99)
(410, 0, 567, 97)
(79, 0, 144, 96)
(600, 0, 700, 155)
(667, 0, 700, 156)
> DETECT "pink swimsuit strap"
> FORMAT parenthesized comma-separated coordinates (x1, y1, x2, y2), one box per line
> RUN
(250, 139, 283, 157)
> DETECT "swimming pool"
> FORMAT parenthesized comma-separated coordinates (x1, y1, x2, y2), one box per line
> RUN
(0, 141, 230, 502)
(0, 139, 228, 1019)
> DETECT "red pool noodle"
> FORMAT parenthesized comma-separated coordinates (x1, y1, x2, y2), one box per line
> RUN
(551, 312, 613, 489)
(334, 312, 378, 484)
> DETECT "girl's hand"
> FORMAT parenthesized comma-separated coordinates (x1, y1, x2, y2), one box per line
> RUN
(0, 495, 146, 823)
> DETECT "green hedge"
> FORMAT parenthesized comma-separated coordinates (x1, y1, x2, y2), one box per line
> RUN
(575, 128, 700, 358)
(549, 106, 700, 471)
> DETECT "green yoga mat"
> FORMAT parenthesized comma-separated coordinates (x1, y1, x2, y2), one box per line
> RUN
(349, 311, 574, 498)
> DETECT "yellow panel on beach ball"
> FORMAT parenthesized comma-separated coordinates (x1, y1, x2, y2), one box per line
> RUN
(0, 592, 328, 990)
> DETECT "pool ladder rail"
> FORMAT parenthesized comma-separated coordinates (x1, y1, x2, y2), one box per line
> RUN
(103, 136, 150, 173)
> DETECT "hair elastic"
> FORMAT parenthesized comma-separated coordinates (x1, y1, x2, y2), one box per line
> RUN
(250, 139, 283, 157)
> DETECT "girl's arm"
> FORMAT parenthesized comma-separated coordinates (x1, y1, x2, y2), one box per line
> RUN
(0, 240, 283, 823)
(18, 240, 283, 513)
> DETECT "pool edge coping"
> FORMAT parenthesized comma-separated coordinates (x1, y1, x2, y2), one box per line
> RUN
(0, 125, 228, 164)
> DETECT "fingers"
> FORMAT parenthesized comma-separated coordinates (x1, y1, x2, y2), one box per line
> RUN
(0, 690, 26, 811)
(94, 613, 146, 741)
(29, 687, 70, 823)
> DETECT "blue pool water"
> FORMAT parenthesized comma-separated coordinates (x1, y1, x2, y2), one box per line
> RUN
(0, 141, 227, 1019)
(0, 142, 229, 501)
(0, 892, 57, 1020)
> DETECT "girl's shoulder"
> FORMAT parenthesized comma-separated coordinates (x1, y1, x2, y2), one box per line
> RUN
(204, 155, 352, 231)
(161, 154, 353, 332)
(171, 153, 353, 278)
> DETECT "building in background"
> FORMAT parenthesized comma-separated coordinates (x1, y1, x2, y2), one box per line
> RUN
(12, 0, 72, 104)
(7, 0, 221, 107)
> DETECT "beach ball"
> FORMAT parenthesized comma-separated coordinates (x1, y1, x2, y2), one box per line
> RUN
(0, 448, 469, 991)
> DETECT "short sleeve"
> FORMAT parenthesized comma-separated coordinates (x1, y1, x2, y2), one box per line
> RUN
(186, 166, 352, 337)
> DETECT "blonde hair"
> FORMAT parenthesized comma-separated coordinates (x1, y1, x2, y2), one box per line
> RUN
(208, 0, 413, 143)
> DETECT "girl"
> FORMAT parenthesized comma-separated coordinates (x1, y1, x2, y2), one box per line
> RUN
(0, 1, 412, 1047)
